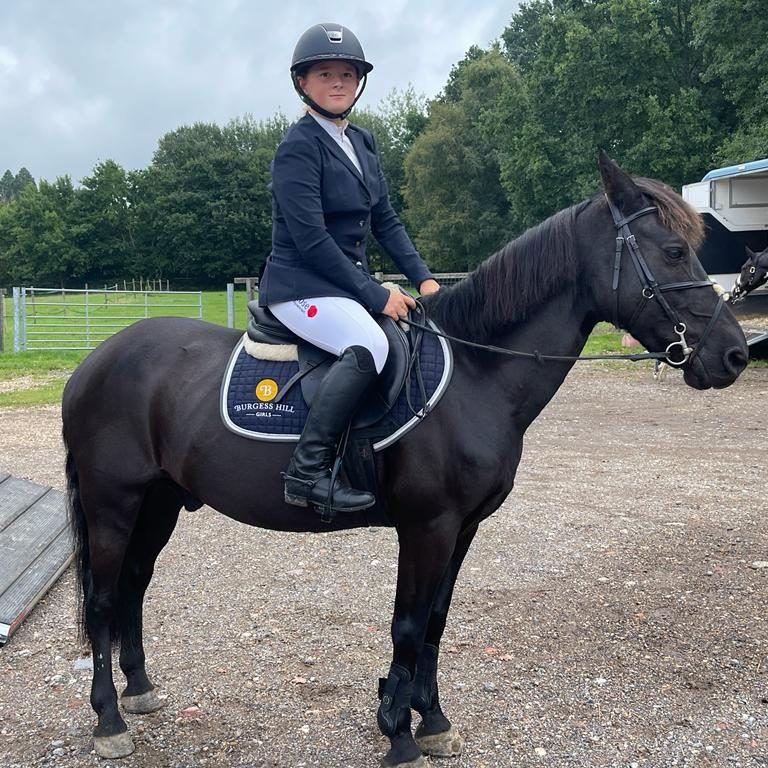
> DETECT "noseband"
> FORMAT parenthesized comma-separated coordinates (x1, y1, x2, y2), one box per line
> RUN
(606, 197, 725, 367)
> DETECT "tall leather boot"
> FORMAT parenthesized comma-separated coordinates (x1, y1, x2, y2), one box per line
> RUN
(283, 345, 378, 514)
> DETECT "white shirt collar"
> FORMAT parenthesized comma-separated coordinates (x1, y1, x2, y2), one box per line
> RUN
(308, 110, 348, 138)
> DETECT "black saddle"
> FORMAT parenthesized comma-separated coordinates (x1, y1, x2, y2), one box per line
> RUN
(246, 301, 415, 430)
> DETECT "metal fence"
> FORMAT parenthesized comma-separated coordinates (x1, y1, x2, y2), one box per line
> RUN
(11, 287, 203, 352)
(224, 272, 470, 328)
(376, 272, 469, 288)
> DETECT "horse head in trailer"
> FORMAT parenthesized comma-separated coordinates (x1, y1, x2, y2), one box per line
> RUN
(731, 245, 768, 301)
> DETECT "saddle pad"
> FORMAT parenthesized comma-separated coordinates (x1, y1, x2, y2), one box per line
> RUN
(220, 322, 453, 452)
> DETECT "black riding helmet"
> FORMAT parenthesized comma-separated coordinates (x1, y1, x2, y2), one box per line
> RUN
(291, 23, 373, 120)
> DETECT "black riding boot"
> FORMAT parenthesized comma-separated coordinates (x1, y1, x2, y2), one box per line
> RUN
(283, 345, 378, 514)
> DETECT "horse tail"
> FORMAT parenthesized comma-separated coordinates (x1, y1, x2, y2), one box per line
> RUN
(65, 439, 90, 645)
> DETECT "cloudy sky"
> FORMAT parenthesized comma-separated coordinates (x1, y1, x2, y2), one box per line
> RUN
(0, 1, 520, 184)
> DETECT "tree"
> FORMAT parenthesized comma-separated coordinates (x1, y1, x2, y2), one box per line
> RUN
(135, 115, 288, 284)
(492, 0, 732, 224)
(13, 168, 36, 198)
(71, 160, 136, 282)
(693, 0, 768, 163)
(0, 180, 82, 285)
(0, 170, 14, 204)
(403, 50, 513, 270)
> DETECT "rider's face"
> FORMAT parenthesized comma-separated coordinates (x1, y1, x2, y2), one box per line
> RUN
(298, 61, 359, 116)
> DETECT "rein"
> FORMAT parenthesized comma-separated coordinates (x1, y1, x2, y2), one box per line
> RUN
(401, 198, 726, 366)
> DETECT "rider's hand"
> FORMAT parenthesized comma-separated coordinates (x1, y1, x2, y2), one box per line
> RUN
(419, 279, 440, 296)
(382, 287, 416, 320)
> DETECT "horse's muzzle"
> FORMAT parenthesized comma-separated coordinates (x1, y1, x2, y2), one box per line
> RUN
(684, 344, 748, 390)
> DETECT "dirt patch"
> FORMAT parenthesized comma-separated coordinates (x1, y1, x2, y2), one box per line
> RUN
(0, 364, 766, 767)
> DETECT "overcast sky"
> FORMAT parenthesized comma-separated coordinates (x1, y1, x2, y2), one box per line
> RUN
(0, 1, 519, 184)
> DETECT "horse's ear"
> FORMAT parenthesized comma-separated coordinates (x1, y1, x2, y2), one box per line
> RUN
(598, 150, 644, 213)
(745, 246, 756, 260)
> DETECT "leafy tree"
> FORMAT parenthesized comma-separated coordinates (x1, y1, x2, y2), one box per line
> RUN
(136, 115, 288, 284)
(492, 0, 733, 224)
(13, 168, 36, 198)
(693, 0, 768, 163)
(403, 49, 513, 270)
(0, 170, 14, 204)
(0, 180, 81, 285)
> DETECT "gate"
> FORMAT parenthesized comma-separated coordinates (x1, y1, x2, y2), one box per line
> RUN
(11, 287, 203, 352)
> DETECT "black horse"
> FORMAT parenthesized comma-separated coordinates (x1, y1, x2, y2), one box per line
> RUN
(732, 245, 768, 301)
(62, 154, 748, 767)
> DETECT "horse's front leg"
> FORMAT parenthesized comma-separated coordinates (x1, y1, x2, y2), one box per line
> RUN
(377, 522, 460, 768)
(412, 523, 478, 758)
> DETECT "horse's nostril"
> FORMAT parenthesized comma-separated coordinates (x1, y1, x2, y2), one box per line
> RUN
(724, 346, 748, 376)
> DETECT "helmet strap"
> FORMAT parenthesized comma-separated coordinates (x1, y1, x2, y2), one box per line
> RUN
(292, 73, 368, 120)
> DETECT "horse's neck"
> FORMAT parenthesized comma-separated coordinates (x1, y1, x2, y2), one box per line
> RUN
(456, 289, 594, 434)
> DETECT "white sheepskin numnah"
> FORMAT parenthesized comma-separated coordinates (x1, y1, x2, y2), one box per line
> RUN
(242, 333, 298, 361)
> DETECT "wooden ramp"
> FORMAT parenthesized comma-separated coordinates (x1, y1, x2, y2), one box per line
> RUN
(0, 472, 72, 645)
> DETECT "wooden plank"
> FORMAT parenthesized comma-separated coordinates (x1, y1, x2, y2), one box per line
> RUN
(0, 477, 72, 645)
(0, 488, 68, 595)
(0, 476, 49, 532)
(0, 531, 73, 644)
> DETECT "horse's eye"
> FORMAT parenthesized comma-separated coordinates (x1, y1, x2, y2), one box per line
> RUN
(666, 247, 686, 261)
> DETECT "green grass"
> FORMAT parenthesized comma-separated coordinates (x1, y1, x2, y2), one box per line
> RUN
(0, 289, 251, 406)
(0, 378, 68, 408)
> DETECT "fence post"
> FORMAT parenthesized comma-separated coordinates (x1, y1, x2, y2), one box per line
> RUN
(226, 283, 234, 328)
(85, 287, 91, 348)
(0, 288, 5, 353)
(12, 287, 20, 352)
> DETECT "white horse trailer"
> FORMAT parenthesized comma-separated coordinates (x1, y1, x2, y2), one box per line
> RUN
(682, 158, 768, 295)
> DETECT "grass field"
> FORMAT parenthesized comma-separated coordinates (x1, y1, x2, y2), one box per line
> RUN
(0, 288, 252, 406)
(0, 287, 760, 408)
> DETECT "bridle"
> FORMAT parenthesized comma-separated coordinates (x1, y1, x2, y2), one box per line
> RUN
(401, 196, 727, 368)
(605, 197, 725, 367)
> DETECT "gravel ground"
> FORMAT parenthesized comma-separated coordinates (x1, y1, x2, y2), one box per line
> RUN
(0, 363, 766, 768)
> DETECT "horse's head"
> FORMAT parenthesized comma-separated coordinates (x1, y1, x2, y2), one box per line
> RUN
(732, 246, 768, 301)
(582, 151, 747, 389)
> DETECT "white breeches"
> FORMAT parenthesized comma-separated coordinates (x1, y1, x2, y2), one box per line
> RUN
(268, 296, 389, 374)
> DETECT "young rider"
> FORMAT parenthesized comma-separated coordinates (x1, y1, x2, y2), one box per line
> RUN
(258, 22, 439, 516)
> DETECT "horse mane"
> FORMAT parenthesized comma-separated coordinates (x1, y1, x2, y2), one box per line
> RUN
(426, 177, 704, 341)
(425, 202, 587, 342)
(633, 177, 704, 250)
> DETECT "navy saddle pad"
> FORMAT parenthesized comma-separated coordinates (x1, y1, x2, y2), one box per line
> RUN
(220, 321, 452, 452)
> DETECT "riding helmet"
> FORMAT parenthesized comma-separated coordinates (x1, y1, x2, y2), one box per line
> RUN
(290, 23, 373, 119)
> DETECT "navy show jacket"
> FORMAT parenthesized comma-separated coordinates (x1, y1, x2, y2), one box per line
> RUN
(258, 112, 433, 312)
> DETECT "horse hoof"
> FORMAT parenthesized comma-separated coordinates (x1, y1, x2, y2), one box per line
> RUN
(415, 724, 464, 757)
(93, 731, 135, 759)
(121, 689, 164, 714)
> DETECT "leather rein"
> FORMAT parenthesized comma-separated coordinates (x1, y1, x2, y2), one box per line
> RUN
(401, 197, 726, 366)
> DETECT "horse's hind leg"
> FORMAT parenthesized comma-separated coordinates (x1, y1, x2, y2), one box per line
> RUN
(118, 481, 182, 714)
(412, 524, 478, 758)
(79, 480, 144, 759)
